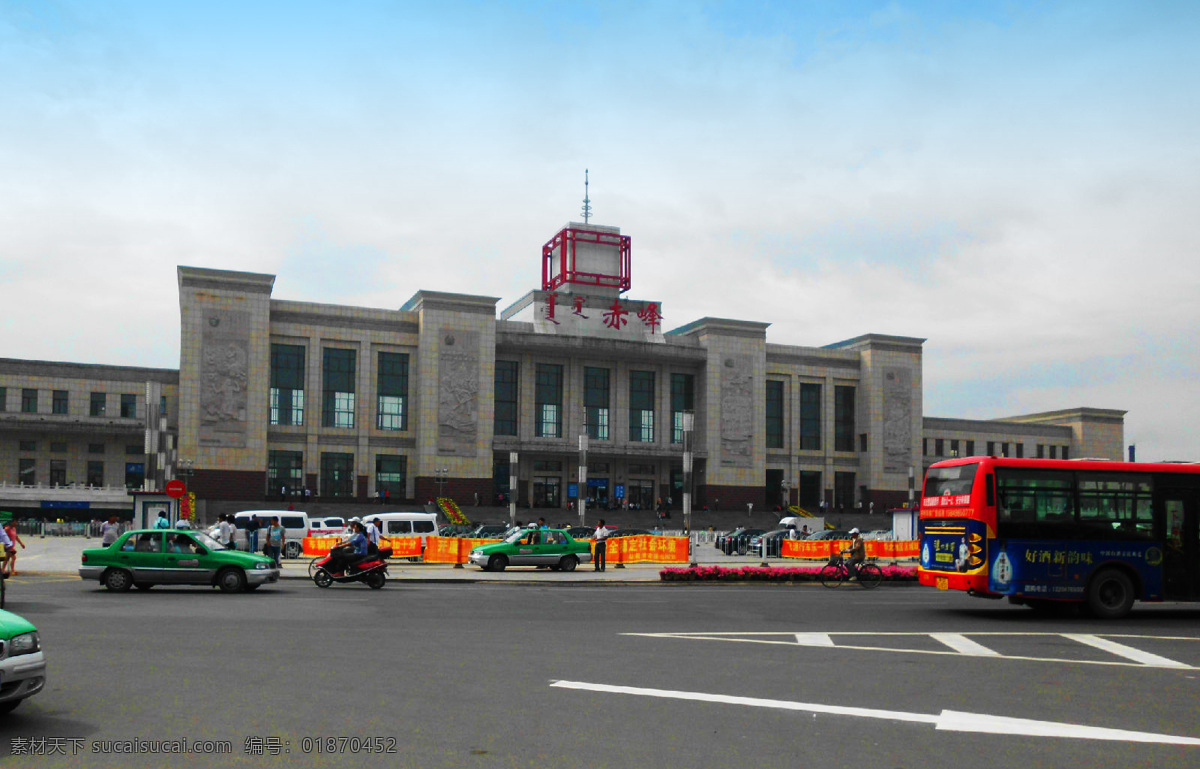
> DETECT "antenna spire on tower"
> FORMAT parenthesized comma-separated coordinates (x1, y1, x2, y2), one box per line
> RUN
(581, 169, 592, 224)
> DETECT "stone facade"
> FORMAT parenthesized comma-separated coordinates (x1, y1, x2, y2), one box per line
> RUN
(0, 221, 1128, 516)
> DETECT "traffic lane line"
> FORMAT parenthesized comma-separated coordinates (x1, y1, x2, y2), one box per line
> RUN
(1064, 633, 1191, 669)
(550, 680, 1200, 746)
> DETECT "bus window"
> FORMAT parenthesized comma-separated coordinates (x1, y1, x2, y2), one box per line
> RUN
(1077, 473, 1154, 539)
(923, 463, 978, 498)
(995, 469, 1074, 535)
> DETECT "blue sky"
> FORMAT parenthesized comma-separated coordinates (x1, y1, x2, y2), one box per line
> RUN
(2, 0, 1198, 460)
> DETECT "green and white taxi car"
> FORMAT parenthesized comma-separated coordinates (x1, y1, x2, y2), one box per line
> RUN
(80, 529, 280, 593)
(0, 609, 45, 714)
(468, 527, 592, 572)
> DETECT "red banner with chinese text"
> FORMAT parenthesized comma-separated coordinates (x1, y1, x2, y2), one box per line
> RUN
(422, 536, 503, 564)
(780, 540, 918, 560)
(301, 536, 423, 558)
(604, 535, 689, 564)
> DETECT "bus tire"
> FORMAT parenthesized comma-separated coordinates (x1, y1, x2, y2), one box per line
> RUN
(1086, 568, 1135, 619)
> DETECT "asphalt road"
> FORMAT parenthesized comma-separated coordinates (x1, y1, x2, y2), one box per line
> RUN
(1, 577, 1198, 768)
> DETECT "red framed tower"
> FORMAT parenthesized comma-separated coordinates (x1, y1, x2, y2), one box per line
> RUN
(541, 226, 632, 294)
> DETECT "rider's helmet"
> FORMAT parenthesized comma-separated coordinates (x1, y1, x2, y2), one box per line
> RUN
(849, 527, 860, 536)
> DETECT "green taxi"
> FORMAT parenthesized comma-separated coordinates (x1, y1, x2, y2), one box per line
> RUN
(0, 609, 45, 714)
(467, 527, 592, 572)
(80, 529, 280, 593)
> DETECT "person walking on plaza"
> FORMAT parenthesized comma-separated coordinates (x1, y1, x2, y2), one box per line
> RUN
(264, 516, 285, 567)
(593, 519, 611, 572)
(101, 515, 121, 546)
(2, 516, 24, 576)
(153, 511, 171, 529)
(245, 515, 261, 554)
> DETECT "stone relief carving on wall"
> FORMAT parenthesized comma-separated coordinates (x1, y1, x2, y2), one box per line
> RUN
(720, 355, 753, 466)
(198, 309, 250, 448)
(882, 367, 912, 475)
(438, 330, 479, 454)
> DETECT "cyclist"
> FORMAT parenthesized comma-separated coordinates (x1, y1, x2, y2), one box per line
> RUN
(841, 528, 865, 580)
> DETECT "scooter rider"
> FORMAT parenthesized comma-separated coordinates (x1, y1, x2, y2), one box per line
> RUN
(328, 521, 370, 575)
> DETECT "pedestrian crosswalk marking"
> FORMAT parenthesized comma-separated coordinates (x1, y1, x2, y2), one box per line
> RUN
(624, 631, 1200, 670)
(1062, 634, 1191, 669)
(930, 632, 1001, 656)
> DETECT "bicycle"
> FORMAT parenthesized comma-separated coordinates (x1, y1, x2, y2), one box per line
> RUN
(820, 554, 883, 589)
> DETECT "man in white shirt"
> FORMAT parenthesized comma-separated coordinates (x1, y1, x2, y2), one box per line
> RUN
(219, 515, 235, 549)
(366, 517, 382, 554)
(593, 519, 611, 572)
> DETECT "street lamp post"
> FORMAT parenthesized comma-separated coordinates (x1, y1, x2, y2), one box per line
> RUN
(434, 468, 449, 501)
(681, 411, 695, 566)
(509, 452, 518, 527)
(578, 413, 588, 528)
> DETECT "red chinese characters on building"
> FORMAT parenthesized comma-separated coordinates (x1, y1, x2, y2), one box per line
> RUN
(543, 293, 561, 325)
(572, 295, 588, 318)
(637, 302, 662, 333)
(602, 298, 629, 330)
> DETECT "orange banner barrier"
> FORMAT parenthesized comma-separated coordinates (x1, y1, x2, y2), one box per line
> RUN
(302, 536, 423, 558)
(422, 536, 503, 564)
(780, 539, 918, 560)
(604, 535, 689, 564)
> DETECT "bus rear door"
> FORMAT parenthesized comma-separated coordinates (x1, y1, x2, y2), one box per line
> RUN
(1161, 489, 1199, 600)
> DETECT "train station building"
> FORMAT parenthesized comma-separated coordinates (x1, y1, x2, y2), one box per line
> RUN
(0, 220, 1126, 518)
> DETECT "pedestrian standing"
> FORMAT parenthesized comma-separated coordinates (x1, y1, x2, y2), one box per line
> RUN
(365, 516, 381, 554)
(2, 518, 24, 576)
(869, 501, 875, 516)
(153, 511, 171, 529)
(264, 516, 285, 567)
(246, 515, 261, 554)
(593, 519, 610, 572)
(101, 515, 121, 546)
(219, 514, 235, 550)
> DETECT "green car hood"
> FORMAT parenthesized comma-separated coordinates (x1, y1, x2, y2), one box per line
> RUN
(0, 609, 37, 639)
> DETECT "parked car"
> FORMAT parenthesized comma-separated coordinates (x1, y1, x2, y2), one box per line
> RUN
(0, 609, 46, 713)
(748, 529, 793, 557)
(468, 524, 510, 539)
(467, 528, 593, 572)
(362, 512, 440, 542)
(80, 529, 280, 593)
(607, 528, 655, 539)
(806, 529, 851, 541)
(723, 528, 766, 555)
(309, 517, 347, 537)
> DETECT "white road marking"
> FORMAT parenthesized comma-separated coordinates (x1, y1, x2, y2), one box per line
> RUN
(930, 632, 1000, 656)
(624, 631, 1200, 670)
(550, 680, 1200, 746)
(1063, 634, 1190, 669)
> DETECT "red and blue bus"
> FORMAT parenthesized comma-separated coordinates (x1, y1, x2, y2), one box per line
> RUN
(918, 457, 1199, 617)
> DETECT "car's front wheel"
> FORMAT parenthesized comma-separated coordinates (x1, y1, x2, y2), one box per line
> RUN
(284, 541, 303, 559)
(559, 555, 578, 572)
(488, 554, 507, 572)
(104, 568, 133, 592)
(216, 568, 247, 593)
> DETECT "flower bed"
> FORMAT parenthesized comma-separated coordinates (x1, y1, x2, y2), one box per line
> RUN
(659, 564, 918, 582)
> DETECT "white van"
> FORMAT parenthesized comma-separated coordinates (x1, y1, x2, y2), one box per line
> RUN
(362, 512, 440, 547)
(229, 510, 312, 559)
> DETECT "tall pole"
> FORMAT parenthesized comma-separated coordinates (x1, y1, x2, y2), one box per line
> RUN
(682, 411, 694, 566)
(509, 451, 518, 527)
(578, 413, 588, 528)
